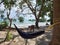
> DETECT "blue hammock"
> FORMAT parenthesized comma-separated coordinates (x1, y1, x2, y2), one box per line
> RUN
(14, 24, 45, 39)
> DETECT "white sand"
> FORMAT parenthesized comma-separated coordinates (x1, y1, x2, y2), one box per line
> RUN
(0, 27, 52, 45)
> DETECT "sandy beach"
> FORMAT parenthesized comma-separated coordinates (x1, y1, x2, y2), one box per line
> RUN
(0, 26, 52, 45)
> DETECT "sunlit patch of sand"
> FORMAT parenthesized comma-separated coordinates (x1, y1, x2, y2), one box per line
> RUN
(0, 26, 53, 45)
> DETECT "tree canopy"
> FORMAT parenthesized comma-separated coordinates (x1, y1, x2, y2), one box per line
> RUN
(0, 0, 53, 27)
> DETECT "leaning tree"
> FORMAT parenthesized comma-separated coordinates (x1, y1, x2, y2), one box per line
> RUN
(18, 0, 53, 28)
(0, 0, 17, 43)
(3, 0, 16, 28)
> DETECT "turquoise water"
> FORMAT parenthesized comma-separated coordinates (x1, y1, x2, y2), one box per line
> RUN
(12, 20, 50, 28)
(0, 19, 3, 22)
(0, 19, 50, 28)
(12, 20, 35, 28)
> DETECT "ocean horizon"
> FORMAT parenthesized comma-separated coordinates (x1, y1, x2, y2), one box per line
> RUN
(0, 18, 50, 28)
(11, 21, 50, 28)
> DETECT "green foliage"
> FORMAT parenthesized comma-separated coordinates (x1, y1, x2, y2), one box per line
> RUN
(37, 0, 42, 6)
(3, 0, 16, 8)
(41, 1, 52, 15)
(18, 17, 24, 22)
(39, 18, 46, 22)
(13, 19, 16, 22)
(0, 21, 8, 31)
(19, 1, 25, 9)
(6, 31, 13, 41)
(1, 15, 4, 19)
(2, 21, 8, 27)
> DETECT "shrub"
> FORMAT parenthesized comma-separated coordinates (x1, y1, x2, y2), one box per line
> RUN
(18, 17, 24, 22)
(6, 31, 13, 41)
(0, 21, 8, 31)
(13, 19, 16, 22)
(39, 18, 46, 22)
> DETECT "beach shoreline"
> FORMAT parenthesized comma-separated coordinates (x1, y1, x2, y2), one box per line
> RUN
(11, 22, 50, 28)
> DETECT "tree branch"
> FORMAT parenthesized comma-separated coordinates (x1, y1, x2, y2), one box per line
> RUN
(0, 30, 10, 44)
(0, 0, 4, 4)
(38, 0, 45, 19)
(23, 0, 37, 18)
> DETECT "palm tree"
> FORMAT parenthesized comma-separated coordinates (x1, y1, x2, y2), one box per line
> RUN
(49, 0, 60, 45)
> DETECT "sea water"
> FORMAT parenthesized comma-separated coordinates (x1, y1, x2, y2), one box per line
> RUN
(0, 19, 50, 28)
(12, 20, 50, 28)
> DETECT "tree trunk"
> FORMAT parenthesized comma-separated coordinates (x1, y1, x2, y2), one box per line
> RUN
(49, 0, 60, 45)
(35, 18, 39, 28)
(9, 19, 12, 27)
(50, 17, 53, 25)
(7, 8, 12, 28)
(50, 11, 53, 25)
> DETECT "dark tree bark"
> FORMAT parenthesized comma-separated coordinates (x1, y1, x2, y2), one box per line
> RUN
(35, 18, 39, 28)
(24, 0, 45, 28)
(50, 11, 53, 25)
(7, 8, 12, 28)
(49, 0, 60, 45)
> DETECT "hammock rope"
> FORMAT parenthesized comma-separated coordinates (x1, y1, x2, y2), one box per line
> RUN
(45, 22, 60, 31)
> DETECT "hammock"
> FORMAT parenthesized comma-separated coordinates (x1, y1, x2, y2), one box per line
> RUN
(14, 24, 45, 39)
